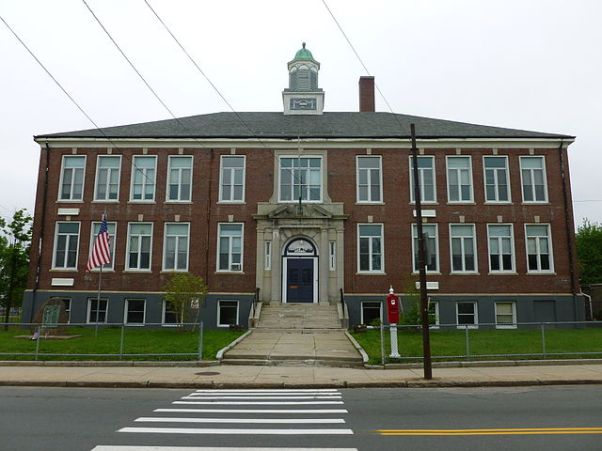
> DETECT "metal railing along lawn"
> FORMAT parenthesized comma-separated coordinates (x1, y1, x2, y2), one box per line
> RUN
(359, 321, 602, 365)
(0, 321, 206, 361)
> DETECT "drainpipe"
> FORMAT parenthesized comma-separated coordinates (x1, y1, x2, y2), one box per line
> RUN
(204, 148, 214, 283)
(558, 140, 579, 320)
(30, 141, 50, 321)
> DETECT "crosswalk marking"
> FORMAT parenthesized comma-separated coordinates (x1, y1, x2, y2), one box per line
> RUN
(172, 401, 344, 405)
(181, 396, 342, 400)
(154, 408, 349, 414)
(193, 389, 340, 393)
(134, 417, 345, 424)
(118, 427, 354, 435)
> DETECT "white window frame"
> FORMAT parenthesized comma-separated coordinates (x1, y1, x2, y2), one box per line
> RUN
(356, 155, 383, 203)
(456, 301, 478, 329)
(520, 156, 548, 203)
(495, 301, 517, 329)
(525, 224, 554, 273)
(125, 222, 153, 271)
(412, 224, 439, 273)
(278, 155, 323, 203)
(264, 241, 272, 271)
(58, 155, 86, 202)
(52, 221, 80, 270)
(217, 223, 244, 272)
(124, 299, 146, 325)
(219, 155, 246, 203)
(409, 155, 436, 203)
(162, 222, 190, 272)
(166, 155, 193, 202)
(357, 224, 384, 273)
(162, 300, 180, 326)
(130, 155, 157, 202)
(446, 156, 474, 203)
(217, 300, 240, 327)
(428, 300, 440, 329)
(360, 301, 383, 325)
(89, 221, 117, 271)
(93, 155, 121, 202)
(329, 241, 336, 271)
(483, 156, 511, 203)
(449, 224, 478, 274)
(487, 224, 516, 273)
(86, 298, 108, 324)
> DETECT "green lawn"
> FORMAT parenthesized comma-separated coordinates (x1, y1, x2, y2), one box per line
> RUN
(0, 325, 245, 361)
(352, 326, 602, 365)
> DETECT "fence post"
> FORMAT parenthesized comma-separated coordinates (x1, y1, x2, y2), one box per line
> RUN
(35, 332, 40, 361)
(380, 322, 385, 366)
(119, 324, 125, 360)
(198, 321, 204, 360)
(465, 325, 470, 360)
(540, 323, 546, 358)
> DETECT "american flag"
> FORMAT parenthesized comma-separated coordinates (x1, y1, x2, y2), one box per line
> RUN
(86, 216, 111, 271)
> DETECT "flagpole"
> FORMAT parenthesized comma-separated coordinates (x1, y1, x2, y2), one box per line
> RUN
(95, 261, 102, 338)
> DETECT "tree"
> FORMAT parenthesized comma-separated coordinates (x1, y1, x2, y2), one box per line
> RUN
(576, 219, 602, 285)
(162, 272, 208, 326)
(0, 209, 32, 327)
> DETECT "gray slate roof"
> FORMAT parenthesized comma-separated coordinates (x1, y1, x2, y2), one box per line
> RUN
(36, 112, 573, 140)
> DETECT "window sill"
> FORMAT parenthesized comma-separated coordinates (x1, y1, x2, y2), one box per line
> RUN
(450, 272, 480, 275)
(128, 201, 156, 204)
(410, 201, 438, 205)
(123, 269, 153, 273)
(447, 201, 476, 205)
(487, 271, 517, 275)
(412, 271, 441, 275)
(484, 201, 513, 205)
(161, 269, 189, 273)
(356, 271, 387, 275)
(165, 200, 193, 204)
(55, 200, 84, 204)
(526, 271, 556, 275)
(355, 202, 385, 206)
(217, 201, 246, 205)
(522, 201, 550, 205)
(92, 200, 120, 203)
(50, 268, 78, 272)
(90, 269, 115, 273)
(215, 271, 245, 275)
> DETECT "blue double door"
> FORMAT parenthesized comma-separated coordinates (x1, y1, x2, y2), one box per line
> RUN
(286, 258, 315, 303)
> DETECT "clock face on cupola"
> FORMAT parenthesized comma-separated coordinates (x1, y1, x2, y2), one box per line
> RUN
(282, 42, 325, 115)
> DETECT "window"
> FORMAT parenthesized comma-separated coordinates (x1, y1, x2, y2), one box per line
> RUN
(167, 156, 192, 202)
(279, 156, 322, 202)
(53, 222, 80, 269)
(412, 224, 439, 272)
(126, 223, 152, 270)
(495, 302, 517, 329)
(264, 241, 272, 271)
(59, 155, 85, 201)
(361, 301, 382, 325)
(218, 300, 239, 327)
(61, 299, 71, 323)
(447, 156, 473, 202)
(130, 156, 156, 201)
(125, 299, 146, 324)
(409, 156, 436, 203)
(358, 224, 383, 273)
(87, 298, 108, 323)
(357, 156, 382, 203)
(219, 156, 245, 202)
(90, 221, 116, 270)
(163, 223, 189, 271)
(484, 156, 510, 202)
(526, 224, 553, 272)
(487, 224, 514, 273)
(456, 302, 478, 328)
(428, 301, 439, 328)
(162, 301, 180, 325)
(329, 241, 336, 271)
(218, 223, 243, 272)
(94, 155, 120, 201)
(450, 224, 477, 273)
(520, 156, 548, 202)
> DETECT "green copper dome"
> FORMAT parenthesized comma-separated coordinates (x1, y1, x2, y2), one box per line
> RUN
(294, 42, 314, 61)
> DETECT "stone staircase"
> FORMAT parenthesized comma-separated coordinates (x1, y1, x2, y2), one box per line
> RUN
(220, 302, 364, 367)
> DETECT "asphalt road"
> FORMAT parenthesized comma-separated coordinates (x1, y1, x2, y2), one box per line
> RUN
(1, 385, 601, 451)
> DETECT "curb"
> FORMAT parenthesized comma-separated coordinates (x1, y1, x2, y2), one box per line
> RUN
(215, 329, 253, 361)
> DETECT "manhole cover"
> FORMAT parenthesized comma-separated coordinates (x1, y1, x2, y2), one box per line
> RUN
(195, 371, 221, 376)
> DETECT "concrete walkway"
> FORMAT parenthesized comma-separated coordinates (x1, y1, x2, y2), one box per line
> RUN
(1, 361, 602, 389)
(222, 329, 363, 365)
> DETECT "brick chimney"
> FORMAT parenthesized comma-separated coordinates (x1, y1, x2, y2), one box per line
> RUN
(359, 76, 375, 112)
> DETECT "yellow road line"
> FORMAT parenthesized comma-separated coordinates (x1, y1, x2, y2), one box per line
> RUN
(376, 427, 602, 436)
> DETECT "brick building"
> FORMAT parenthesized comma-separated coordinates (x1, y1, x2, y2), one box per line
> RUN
(23, 44, 584, 328)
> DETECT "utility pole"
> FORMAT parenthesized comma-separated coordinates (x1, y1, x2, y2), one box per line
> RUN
(410, 123, 432, 380)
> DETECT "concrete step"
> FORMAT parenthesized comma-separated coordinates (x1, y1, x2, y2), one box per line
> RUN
(257, 303, 342, 329)
(220, 358, 364, 368)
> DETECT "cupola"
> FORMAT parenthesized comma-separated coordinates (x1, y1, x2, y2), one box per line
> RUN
(283, 43, 324, 115)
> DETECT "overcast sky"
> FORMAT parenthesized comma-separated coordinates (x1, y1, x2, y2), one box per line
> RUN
(1, 0, 600, 225)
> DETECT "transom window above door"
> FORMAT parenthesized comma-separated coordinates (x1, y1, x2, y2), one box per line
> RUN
(279, 156, 322, 202)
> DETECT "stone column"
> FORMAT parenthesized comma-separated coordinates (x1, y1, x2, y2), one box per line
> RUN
(271, 227, 281, 303)
(319, 227, 329, 303)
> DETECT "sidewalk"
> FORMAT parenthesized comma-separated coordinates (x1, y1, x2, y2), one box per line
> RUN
(1, 361, 602, 389)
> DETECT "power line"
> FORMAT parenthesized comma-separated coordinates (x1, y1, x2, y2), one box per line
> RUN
(321, 0, 396, 115)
